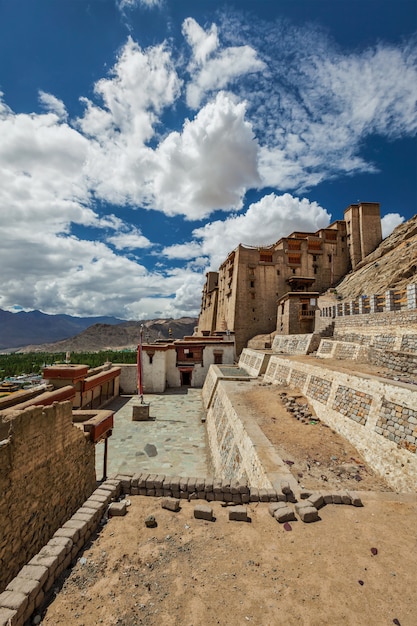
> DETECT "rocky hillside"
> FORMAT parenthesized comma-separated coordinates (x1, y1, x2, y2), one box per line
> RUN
(18, 318, 198, 353)
(334, 214, 417, 299)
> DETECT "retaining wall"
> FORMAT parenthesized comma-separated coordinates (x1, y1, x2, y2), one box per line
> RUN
(0, 402, 97, 594)
(263, 356, 417, 492)
(238, 349, 271, 377)
(272, 333, 320, 355)
(316, 340, 369, 362)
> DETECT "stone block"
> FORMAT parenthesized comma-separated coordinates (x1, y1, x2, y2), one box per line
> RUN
(307, 493, 324, 509)
(195, 478, 206, 492)
(194, 505, 214, 521)
(108, 501, 127, 516)
(137, 473, 149, 489)
(131, 487, 139, 495)
(132, 404, 150, 421)
(295, 504, 319, 523)
(267, 489, 279, 502)
(274, 507, 296, 523)
(268, 502, 287, 516)
(63, 519, 89, 540)
(18, 565, 48, 589)
(204, 477, 214, 492)
(332, 493, 342, 504)
(161, 498, 180, 512)
(322, 492, 334, 505)
(0, 591, 28, 619)
(154, 475, 165, 489)
(249, 488, 259, 502)
(146, 474, 158, 489)
(228, 506, 249, 522)
(300, 490, 312, 500)
(6, 577, 39, 601)
(179, 477, 189, 492)
(0, 607, 18, 626)
(258, 489, 269, 502)
(38, 543, 67, 565)
(280, 481, 293, 496)
(47, 536, 73, 555)
(347, 492, 363, 507)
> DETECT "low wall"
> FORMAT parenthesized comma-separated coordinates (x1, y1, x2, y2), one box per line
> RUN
(272, 334, 320, 355)
(0, 402, 96, 593)
(263, 356, 417, 492)
(238, 349, 271, 377)
(206, 380, 273, 488)
(316, 340, 369, 362)
(369, 348, 417, 376)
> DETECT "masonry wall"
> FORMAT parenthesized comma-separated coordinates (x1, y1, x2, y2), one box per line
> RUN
(205, 380, 273, 488)
(263, 356, 417, 492)
(0, 402, 96, 593)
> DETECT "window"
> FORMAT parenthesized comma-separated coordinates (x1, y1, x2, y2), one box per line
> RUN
(260, 252, 273, 262)
(214, 353, 223, 364)
(250, 280, 255, 288)
(328, 254, 332, 263)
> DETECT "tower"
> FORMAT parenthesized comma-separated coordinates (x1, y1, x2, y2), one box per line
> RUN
(344, 202, 382, 269)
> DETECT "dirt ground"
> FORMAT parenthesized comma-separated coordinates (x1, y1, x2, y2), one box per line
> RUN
(39, 385, 417, 626)
(242, 383, 392, 492)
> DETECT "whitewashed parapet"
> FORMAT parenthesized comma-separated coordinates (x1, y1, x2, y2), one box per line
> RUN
(272, 333, 320, 354)
(264, 355, 417, 492)
(316, 340, 369, 362)
(239, 349, 271, 376)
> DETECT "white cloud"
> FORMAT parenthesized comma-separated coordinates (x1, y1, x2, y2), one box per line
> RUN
(38, 91, 68, 121)
(183, 17, 265, 108)
(381, 213, 405, 239)
(153, 92, 260, 219)
(107, 228, 153, 250)
(117, 0, 162, 11)
(184, 193, 331, 270)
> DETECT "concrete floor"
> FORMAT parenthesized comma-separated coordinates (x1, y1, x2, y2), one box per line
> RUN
(95, 389, 209, 479)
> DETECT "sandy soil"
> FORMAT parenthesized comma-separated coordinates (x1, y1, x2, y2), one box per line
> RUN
(242, 383, 392, 492)
(39, 385, 416, 626)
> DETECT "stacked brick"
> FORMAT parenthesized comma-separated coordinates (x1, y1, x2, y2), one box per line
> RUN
(115, 473, 303, 505)
(0, 480, 120, 626)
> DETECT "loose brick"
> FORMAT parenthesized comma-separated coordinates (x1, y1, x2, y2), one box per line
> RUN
(108, 501, 127, 516)
(161, 498, 180, 512)
(194, 505, 214, 521)
(228, 506, 249, 522)
(274, 507, 296, 523)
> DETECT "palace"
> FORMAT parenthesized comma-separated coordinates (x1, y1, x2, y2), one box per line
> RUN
(195, 201, 382, 355)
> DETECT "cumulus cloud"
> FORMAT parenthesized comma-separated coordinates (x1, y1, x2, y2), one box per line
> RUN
(153, 92, 260, 218)
(164, 193, 331, 271)
(381, 213, 405, 239)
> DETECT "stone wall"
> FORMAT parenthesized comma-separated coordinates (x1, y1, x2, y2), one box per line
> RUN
(205, 380, 273, 488)
(316, 340, 369, 362)
(272, 333, 320, 355)
(238, 349, 271, 377)
(263, 356, 417, 492)
(369, 348, 417, 375)
(0, 402, 96, 593)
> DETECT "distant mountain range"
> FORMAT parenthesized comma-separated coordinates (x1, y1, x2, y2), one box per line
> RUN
(0, 309, 125, 350)
(0, 309, 198, 353)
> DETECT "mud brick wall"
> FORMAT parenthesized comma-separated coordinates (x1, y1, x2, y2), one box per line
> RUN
(264, 355, 417, 492)
(0, 402, 96, 593)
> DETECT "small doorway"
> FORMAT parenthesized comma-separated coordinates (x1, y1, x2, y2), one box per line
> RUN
(180, 370, 192, 386)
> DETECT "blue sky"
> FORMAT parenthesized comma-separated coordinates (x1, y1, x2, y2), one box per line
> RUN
(0, 0, 416, 321)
